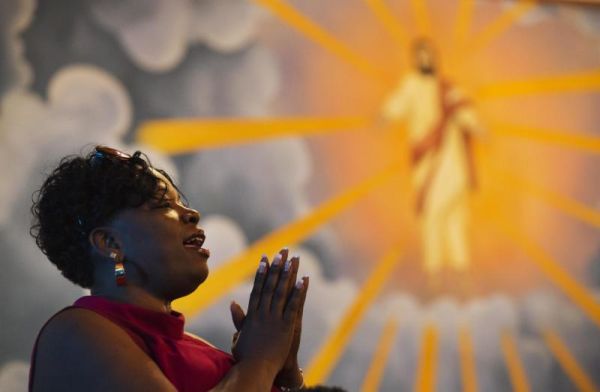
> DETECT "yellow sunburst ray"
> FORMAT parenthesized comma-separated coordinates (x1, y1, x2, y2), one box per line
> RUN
(476, 70, 600, 99)
(253, 0, 390, 84)
(462, 0, 536, 60)
(409, 0, 432, 38)
(490, 212, 600, 328)
(136, 116, 370, 154)
(501, 331, 531, 392)
(487, 120, 600, 154)
(542, 329, 599, 392)
(459, 325, 479, 392)
(360, 316, 400, 392)
(452, 0, 475, 51)
(174, 162, 403, 318)
(363, 0, 409, 48)
(414, 324, 439, 392)
(304, 245, 403, 386)
(488, 164, 600, 230)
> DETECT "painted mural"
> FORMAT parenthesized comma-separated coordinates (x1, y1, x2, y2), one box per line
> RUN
(1, 0, 599, 391)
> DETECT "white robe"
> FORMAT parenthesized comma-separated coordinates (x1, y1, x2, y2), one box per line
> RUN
(382, 72, 482, 273)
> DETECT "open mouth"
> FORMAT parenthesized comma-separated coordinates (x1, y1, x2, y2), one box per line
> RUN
(183, 231, 210, 258)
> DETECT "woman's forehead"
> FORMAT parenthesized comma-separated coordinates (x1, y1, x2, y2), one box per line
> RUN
(151, 169, 177, 196)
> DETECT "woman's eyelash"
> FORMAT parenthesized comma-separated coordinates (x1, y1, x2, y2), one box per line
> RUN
(153, 200, 173, 209)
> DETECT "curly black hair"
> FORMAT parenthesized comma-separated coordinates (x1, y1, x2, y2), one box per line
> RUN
(30, 146, 184, 288)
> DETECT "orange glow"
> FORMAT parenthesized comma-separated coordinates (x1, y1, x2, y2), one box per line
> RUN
(253, 0, 391, 84)
(257, 0, 599, 296)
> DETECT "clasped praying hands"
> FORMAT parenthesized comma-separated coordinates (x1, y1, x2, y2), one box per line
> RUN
(230, 249, 309, 389)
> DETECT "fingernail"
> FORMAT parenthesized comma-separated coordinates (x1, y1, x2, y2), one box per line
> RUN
(273, 254, 282, 266)
(281, 247, 289, 253)
(295, 280, 304, 289)
(261, 254, 268, 261)
(258, 261, 267, 274)
(284, 259, 291, 272)
(292, 254, 300, 261)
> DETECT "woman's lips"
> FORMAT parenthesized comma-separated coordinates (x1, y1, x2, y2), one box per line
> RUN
(184, 243, 210, 258)
(198, 247, 210, 258)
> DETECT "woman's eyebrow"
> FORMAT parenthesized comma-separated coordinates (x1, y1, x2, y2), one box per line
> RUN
(167, 188, 182, 202)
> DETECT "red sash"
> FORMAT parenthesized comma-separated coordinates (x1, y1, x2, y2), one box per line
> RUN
(412, 80, 476, 214)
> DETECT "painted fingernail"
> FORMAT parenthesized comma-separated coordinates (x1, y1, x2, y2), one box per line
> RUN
(273, 254, 282, 266)
(284, 259, 292, 272)
(295, 280, 304, 289)
(258, 261, 267, 274)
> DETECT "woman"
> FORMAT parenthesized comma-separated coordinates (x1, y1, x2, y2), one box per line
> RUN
(28, 146, 308, 391)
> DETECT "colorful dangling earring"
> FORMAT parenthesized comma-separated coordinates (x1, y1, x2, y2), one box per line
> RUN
(110, 251, 127, 286)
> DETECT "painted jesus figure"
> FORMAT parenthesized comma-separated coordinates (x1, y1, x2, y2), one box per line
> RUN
(381, 38, 483, 285)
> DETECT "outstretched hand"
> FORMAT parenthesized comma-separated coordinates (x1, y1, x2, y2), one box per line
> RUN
(230, 249, 308, 387)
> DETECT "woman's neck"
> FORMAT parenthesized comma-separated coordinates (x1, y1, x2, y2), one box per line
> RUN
(90, 286, 172, 314)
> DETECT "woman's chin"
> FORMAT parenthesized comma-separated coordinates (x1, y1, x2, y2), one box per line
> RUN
(186, 267, 209, 295)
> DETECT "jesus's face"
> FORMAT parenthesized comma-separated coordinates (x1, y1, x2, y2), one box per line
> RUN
(413, 42, 437, 75)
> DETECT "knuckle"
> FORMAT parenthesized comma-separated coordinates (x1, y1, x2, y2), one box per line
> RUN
(263, 280, 276, 292)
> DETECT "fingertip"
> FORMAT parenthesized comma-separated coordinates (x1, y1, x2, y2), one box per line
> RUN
(302, 275, 309, 288)
(258, 260, 267, 274)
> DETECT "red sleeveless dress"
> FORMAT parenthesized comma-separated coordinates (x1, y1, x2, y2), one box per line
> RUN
(29, 296, 281, 391)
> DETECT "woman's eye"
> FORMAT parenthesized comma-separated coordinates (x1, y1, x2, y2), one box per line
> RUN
(153, 201, 172, 209)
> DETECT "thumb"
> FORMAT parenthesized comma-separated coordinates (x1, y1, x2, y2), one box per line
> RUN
(229, 301, 246, 331)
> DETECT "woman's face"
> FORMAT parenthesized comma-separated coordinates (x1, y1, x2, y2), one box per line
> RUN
(109, 169, 210, 300)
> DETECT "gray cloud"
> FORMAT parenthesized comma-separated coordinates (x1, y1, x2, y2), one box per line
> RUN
(188, 0, 266, 52)
(0, 361, 29, 392)
(0, 64, 179, 365)
(90, 0, 190, 72)
(130, 43, 279, 119)
(0, 65, 133, 225)
(0, 0, 34, 97)
(89, 0, 266, 73)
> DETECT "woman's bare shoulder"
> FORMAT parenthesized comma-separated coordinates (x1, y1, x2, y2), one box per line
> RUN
(32, 307, 176, 391)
